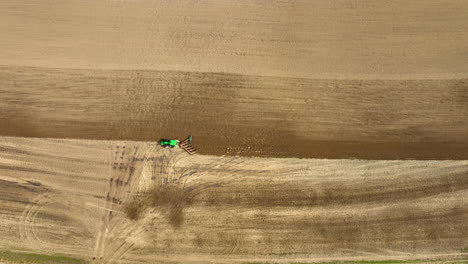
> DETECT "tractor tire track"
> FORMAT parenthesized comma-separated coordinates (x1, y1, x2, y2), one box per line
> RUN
(93, 142, 158, 264)
(19, 193, 52, 248)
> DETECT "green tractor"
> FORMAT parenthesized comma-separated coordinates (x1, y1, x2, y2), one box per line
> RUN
(159, 139, 179, 148)
(158, 136, 196, 154)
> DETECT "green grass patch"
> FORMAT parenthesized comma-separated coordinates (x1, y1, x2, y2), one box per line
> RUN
(247, 262, 417, 264)
(0, 250, 86, 264)
(246, 259, 467, 264)
(340, 261, 423, 264)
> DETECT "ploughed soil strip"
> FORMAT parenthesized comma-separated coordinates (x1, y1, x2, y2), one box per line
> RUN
(1, 66, 467, 160)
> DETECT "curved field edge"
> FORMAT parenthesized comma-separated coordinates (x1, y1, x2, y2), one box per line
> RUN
(0, 250, 86, 264)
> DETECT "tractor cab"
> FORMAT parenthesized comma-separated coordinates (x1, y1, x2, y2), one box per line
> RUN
(158, 136, 196, 154)
(159, 139, 179, 148)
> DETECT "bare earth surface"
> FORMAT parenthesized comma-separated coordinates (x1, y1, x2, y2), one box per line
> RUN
(1, 1, 468, 160)
(1, 1, 468, 263)
(1, 0, 468, 79)
(0, 137, 466, 263)
(1, 66, 467, 160)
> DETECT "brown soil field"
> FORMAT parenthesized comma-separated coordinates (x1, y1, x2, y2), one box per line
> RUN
(2, 1, 468, 160)
(1, 1, 468, 263)
(0, 136, 467, 264)
(1, 66, 467, 159)
(1, 0, 468, 79)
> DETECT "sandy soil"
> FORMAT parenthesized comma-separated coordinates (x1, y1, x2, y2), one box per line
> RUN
(0, 136, 466, 264)
(1, 1, 467, 263)
(1, 66, 467, 159)
(1, 0, 468, 80)
(1, 1, 467, 159)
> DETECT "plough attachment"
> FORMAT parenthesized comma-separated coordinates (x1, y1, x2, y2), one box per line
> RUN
(179, 136, 197, 155)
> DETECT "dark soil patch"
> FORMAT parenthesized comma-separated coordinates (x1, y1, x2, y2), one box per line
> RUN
(124, 185, 193, 228)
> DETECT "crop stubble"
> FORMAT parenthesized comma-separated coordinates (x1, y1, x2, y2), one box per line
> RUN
(0, 137, 466, 263)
